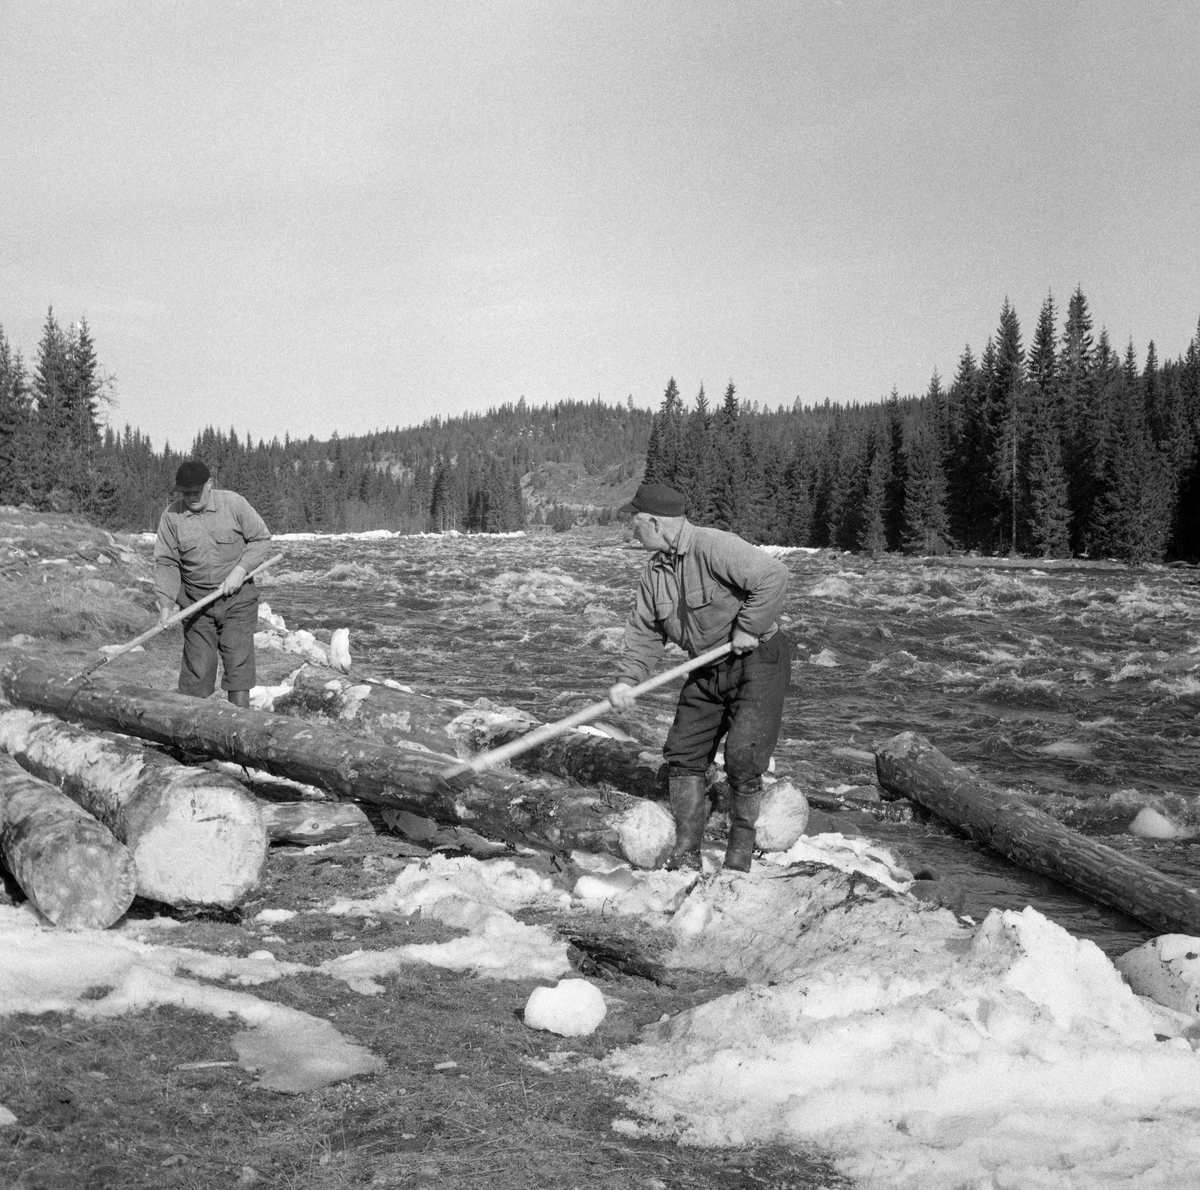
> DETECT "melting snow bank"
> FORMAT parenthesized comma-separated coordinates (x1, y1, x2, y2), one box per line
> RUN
(0, 905, 382, 1093)
(7, 839, 1200, 1185)
(604, 873, 1200, 1190)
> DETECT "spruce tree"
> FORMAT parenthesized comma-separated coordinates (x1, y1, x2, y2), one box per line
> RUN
(902, 417, 951, 554)
(1095, 351, 1174, 562)
(990, 299, 1026, 553)
(677, 383, 714, 521)
(0, 327, 32, 505)
(883, 388, 907, 549)
(1060, 287, 1103, 552)
(859, 434, 890, 557)
(1025, 294, 1070, 556)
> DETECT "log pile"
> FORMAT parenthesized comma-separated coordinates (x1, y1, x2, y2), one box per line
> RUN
(0, 707, 268, 909)
(0, 653, 689, 908)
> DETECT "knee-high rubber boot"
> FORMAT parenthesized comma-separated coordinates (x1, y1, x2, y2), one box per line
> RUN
(665, 773, 708, 871)
(723, 778, 763, 872)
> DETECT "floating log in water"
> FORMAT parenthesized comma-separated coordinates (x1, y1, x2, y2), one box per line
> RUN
(259, 799, 373, 845)
(0, 654, 676, 867)
(0, 752, 138, 928)
(875, 730, 1200, 936)
(0, 707, 267, 908)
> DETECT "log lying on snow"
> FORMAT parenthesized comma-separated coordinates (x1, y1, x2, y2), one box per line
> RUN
(876, 730, 1200, 936)
(0, 753, 138, 928)
(0, 707, 267, 908)
(0, 654, 676, 867)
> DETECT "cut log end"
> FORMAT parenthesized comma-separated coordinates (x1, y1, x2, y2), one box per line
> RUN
(25, 831, 139, 929)
(123, 774, 269, 908)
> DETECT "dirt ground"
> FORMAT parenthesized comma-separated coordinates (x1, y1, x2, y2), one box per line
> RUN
(0, 509, 849, 1190)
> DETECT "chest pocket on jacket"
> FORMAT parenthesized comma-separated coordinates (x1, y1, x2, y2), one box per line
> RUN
(683, 579, 727, 639)
(176, 522, 208, 557)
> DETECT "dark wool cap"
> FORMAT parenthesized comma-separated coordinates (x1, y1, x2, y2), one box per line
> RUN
(618, 483, 686, 517)
(174, 460, 211, 490)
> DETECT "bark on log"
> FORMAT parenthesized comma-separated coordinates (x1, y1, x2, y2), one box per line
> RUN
(0, 652, 505, 819)
(259, 800, 373, 845)
(0, 654, 674, 866)
(512, 732, 665, 800)
(875, 730, 1200, 936)
(274, 665, 539, 758)
(0, 753, 138, 929)
(280, 663, 664, 798)
(0, 707, 267, 908)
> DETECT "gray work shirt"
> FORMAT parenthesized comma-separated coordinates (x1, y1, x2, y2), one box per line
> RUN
(617, 520, 789, 686)
(153, 488, 273, 606)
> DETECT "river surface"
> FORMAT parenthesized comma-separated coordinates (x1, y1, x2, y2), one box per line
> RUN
(259, 527, 1200, 957)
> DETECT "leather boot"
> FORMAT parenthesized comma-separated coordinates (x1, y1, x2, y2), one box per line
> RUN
(665, 773, 708, 871)
(723, 778, 763, 872)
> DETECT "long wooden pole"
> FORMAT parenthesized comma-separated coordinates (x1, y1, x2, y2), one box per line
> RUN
(875, 730, 1200, 936)
(76, 551, 285, 678)
(440, 642, 734, 781)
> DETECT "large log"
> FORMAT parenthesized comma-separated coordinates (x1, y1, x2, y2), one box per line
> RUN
(0, 708, 267, 908)
(0, 753, 138, 929)
(274, 665, 539, 757)
(0, 652, 500, 818)
(0, 654, 673, 866)
(279, 664, 664, 798)
(875, 730, 1200, 936)
(512, 732, 664, 799)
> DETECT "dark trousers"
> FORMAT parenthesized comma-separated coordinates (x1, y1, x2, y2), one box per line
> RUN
(664, 630, 792, 787)
(178, 581, 259, 697)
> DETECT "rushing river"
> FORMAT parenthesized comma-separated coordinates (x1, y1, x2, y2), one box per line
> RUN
(259, 527, 1200, 957)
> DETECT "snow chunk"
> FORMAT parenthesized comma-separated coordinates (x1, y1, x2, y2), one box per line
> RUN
(1116, 934, 1200, 1016)
(525, 979, 607, 1036)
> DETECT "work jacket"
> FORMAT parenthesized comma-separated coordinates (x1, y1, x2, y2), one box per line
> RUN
(616, 520, 788, 686)
(153, 488, 273, 606)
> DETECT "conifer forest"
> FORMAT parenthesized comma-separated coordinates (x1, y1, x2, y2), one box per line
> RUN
(2, 291, 1199, 562)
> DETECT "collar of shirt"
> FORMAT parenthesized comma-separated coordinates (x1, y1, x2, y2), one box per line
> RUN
(183, 488, 218, 517)
(662, 519, 693, 563)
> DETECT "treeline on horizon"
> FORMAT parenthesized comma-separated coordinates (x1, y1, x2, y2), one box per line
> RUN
(2, 289, 1199, 561)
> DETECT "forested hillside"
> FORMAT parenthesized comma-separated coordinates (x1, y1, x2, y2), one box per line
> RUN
(2, 290, 1199, 560)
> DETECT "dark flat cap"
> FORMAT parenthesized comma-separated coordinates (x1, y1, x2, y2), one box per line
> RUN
(618, 483, 686, 517)
(174, 460, 211, 490)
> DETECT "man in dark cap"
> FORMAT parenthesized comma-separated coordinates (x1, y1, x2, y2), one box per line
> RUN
(609, 482, 791, 872)
(153, 460, 273, 707)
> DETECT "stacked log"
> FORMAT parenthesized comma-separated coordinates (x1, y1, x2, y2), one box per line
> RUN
(876, 730, 1200, 936)
(275, 664, 664, 798)
(274, 665, 540, 757)
(0, 707, 267, 908)
(0, 753, 138, 928)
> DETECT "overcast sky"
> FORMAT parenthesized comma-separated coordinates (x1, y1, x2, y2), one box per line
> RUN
(2, 0, 1197, 449)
